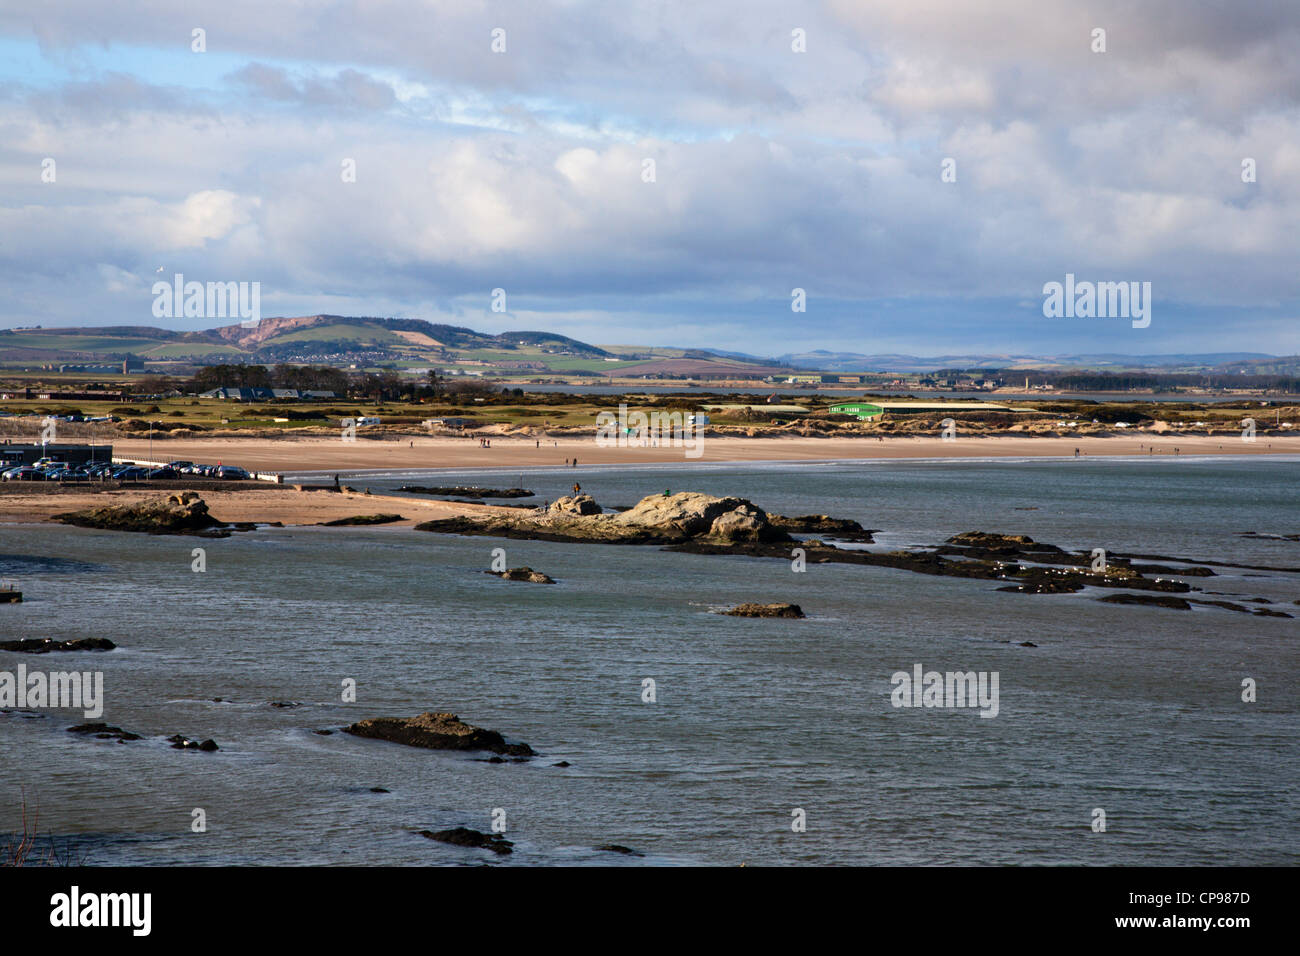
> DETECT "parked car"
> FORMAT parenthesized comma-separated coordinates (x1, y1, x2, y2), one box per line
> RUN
(3, 466, 43, 481)
(146, 467, 179, 479)
(215, 465, 250, 480)
(167, 461, 194, 471)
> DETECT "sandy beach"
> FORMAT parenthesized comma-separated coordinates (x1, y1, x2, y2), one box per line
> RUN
(4, 433, 1293, 528)
(109, 433, 1300, 474)
(0, 485, 505, 527)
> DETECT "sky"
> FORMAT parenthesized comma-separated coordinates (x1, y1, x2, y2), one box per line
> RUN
(0, 1, 1297, 358)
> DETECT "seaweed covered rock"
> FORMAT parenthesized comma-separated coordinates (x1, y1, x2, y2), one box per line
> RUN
(769, 514, 875, 541)
(487, 567, 555, 583)
(723, 602, 805, 618)
(342, 711, 534, 757)
(318, 514, 404, 526)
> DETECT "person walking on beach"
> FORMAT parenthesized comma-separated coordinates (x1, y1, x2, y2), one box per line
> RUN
(572, 457, 578, 467)
(573, 482, 581, 495)
(333, 473, 340, 490)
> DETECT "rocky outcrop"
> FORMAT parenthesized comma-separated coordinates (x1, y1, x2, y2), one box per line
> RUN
(419, 827, 513, 855)
(723, 602, 805, 618)
(0, 637, 116, 654)
(486, 567, 555, 583)
(53, 492, 223, 536)
(608, 493, 784, 543)
(167, 734, 219, 751)
(342, 711, 534, 757)
(416, 492, 791, 547)
(416, 491, 1280, 616)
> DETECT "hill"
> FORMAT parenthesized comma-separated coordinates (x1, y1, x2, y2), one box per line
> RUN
(0, 315, 616, 373)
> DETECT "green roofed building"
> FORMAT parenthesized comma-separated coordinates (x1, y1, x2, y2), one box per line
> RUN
(828, 402, 884, 420)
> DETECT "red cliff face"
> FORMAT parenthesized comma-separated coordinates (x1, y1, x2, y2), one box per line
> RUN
(206, 314, 334, 347)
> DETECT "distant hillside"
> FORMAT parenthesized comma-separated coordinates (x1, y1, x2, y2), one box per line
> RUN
(2, 318, 1291, 380)
(0, 315, 613, 370)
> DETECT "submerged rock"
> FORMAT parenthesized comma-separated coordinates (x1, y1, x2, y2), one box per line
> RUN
(400, 485, 533, 499)
(167, 734, 219, 751)
(318, 514, 404, 526)
(722, 602, 805, 619)
(342, 711, 534, 757)
(996, 581, 1079, 594)
(419, 827, 514, 855)
(595, 844, 644, 856)
(1098, 593, 1192, 610)
(67, 723, 141, 742)
(0, 637, 116, 654)
(486, 567, 555, 584)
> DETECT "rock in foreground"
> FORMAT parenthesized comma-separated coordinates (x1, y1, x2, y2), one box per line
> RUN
(723, 602, 805, 618)
(53, 492, 223, 536)
(343, 711, 535, 757)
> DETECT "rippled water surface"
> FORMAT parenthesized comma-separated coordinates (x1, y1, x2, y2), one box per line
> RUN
(2, 457, 1297, 865)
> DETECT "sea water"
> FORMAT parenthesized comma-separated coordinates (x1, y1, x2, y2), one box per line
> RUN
(1, 457, 1296, 865)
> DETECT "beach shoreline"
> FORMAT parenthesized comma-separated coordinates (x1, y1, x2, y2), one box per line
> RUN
(100, 433, 1300, 476)
(2, 433, 1293, 527)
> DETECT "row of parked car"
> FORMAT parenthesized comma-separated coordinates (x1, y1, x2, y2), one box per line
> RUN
(1, 459, 252, 482)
